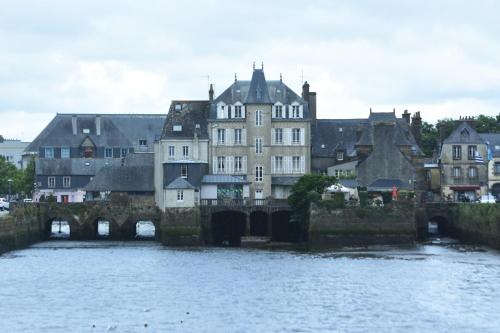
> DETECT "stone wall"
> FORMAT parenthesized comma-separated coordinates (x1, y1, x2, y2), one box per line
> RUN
(449, 204, 500, 249)
(309, 201, 417, 246)
(161, 207, 202, 246)
(0, 209, 43, 255)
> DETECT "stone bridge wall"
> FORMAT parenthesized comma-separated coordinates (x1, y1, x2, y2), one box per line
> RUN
(450, 204, 500, 249)
(309, 201, 417, 246)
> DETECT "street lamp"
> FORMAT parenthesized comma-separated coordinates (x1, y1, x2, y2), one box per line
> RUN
(7, 178, 12, 202)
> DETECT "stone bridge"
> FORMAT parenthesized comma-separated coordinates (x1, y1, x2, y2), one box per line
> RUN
(416, 202, 460, 238)
(10, 201, 162, 241)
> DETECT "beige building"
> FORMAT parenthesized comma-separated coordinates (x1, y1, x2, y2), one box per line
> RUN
(440, 121, 489, 201)
(480, 133, 500, 199)
(207, 67, 313, 200)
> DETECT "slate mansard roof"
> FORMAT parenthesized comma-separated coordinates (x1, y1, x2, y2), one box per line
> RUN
(36, 158, 123, 176)
(209, 69, 310, 119)
(480, 133, 500, 157)
(443, 122, 486, 145)
(26, 114, 166, 153)
(161, 101, 210, 140)
(312, 111, 423, 158)
(84, 153, 154, 192)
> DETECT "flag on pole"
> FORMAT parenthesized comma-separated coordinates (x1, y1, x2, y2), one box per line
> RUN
(474, 150, 485, 164)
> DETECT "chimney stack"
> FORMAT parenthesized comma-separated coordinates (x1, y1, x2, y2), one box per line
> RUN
(302, 81, 310, 101)
(209, 84, 214, 102)
(95, 115, 101, 136)
(72, 115, 77, 135)
(402, 110, 411, 125)
(411, 111, 422, 147)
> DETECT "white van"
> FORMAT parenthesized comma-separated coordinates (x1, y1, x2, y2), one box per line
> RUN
(480, 194, 496, 204)
(0, 198, 9, 211)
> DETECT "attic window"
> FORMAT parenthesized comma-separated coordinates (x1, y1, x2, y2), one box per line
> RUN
(173, 125, 182, 132)
(139, 139, 147, 146)
(84, 162, 90, 166)
(277, 89, 281, 93)
(195, 124, 201, 129)
(461, 128, 469, 136)
(83, 128, 90, 134)
(175, 104, 182, 111)
(339, 128, 343, 132)
(236, 89, 241, 93)
(321, 144, 326, 149)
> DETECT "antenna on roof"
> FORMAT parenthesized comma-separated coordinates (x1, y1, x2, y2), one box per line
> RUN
(261, 62, 264, 70)
(234, 73, 237, 82)
(253, 62, 255, 70)
(280, 73, 282, 82)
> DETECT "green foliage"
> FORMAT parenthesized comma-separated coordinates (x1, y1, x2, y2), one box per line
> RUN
(0, 156, 35, 197)
(317, 193, 346, 210)
(420, 115, 499, 156)
(288, 174, 337, 227)
(381, 192, 393, 204)
(359, 191, 369, 207)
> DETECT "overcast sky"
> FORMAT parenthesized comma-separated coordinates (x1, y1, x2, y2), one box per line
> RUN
(1, 0, 499, 141)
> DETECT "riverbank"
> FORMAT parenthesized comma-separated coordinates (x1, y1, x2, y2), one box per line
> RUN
(0, 213, 42, 255)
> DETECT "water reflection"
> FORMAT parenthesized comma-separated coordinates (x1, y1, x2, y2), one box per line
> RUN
(50, 220, 70, 239)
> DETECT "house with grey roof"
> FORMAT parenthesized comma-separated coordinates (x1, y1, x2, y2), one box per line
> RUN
(312, 109, 424, 192)
(154, 100, 210, 209)
(84, 153, 155, 201)
(29, 113, 166, 202)
(479, 133, 500, 199)
(207, 65, 314, 201)
(0, 138, 31, 169)
(439, 120, 489, 201)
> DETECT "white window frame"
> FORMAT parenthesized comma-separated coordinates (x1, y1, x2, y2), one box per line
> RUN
(45, 147, 54, 159)
(255, 165, 263, 182)
(255, 137, 263, 154)
(182, 146, 189, 158)
(234, 105, 242, 118)
(168, 146, 175, 158)
(255, 110, 263, 126)
(181, 164, 188, 178)
(234, 156, 243, 173)
(275, 128, 283, 145)
(468, 166, 477, 178)
(177, 190, 184, 202)
(61, 147, 70, 159)
(292, 156, 300, 173)
(217, 156, 225, 173)
(292, 105, 300, 118)
(63, 176, 71, 188)
(275, 156, 283, 173)
(337, 151, 344, 161)
(217, 129, 226, 145)
(292, 128, 301, 145)
(275, 104, 283, 118)
(453, 166, 461, 178)
(48, 176, 56, 188)
(234, 129, 242, 145)
(105, 147, 113, 158)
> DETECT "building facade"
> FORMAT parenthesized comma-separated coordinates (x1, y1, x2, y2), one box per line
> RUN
(27, 114, 166, 202)
(207, 67, 312, 200)
(0, 138, 31, 169)
(480, 133, 500, 199)
(440, 121, 489, 201)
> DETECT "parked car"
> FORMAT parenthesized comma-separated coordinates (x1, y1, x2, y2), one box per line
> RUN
(0, 197, 9, 211)
(480, 194, 496, 204)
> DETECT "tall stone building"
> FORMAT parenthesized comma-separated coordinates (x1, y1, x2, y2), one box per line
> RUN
(207, 66, 313, 200)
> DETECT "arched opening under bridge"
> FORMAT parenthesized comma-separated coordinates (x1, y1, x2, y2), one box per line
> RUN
(211, 211, 246, 246)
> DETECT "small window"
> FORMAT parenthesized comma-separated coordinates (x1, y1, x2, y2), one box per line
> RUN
(121, 148, 128, 157)
(168, 146, 175, 157)
(467, 145, 477, 160)
(45, 147, 54, 159)
(234, 129, 242, 145)
(468, 167, 477, 178)
(182, 146, 189, 157)
(181, 165, 188, 178)
(292, 156, 300, 173)
(175, 104, 182, 111)
(217, 129, 226, 145)
(292, 105, 301, 118)
(63, 176, 71, 188)
(234, 105, 242, 118)
(177, 190, 184, 202)
(255, 137, 263, 154)
(292, 128, 301, 144)
(337, 151, 344, 161)
(453, 167, 461, 178)
(173, 125, 182, 132)
(452, 145, 462, 160)
(217, 156, 225, 173)
(83, 128, 90, 134)
(105, 148, 113, 158)
(48, 177, 56, 188)
(61, 147, 70, 159)
(275, 128, 283, 144)
(255, 166, 263, 182)
(274, 156, 283, 172)
(234, 156, 243, 173)
(139, 140, 147, 147)
(255, 110, 262, 126)
(494, 162, 500, 174)
(339, 127, 343, 132)
(275, 105, 283, 118)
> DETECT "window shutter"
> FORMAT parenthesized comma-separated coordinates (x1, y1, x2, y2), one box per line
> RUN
(242, 129, 246, 145)
(242, 156, 247, 173)
(271, 128, 275, 145)
(213, 156, 217, 174)
(272, 104, 275, 118)
(284, 128, 291, 145)
(299, 105, 303, 118)
(300, 128, 305, 145)
(227, 156, 233, 174)
(301, 156, 305, 173)
(242, 105, 246, 118)
(212, 128, 218, 144)
(227, 129, 232, 146)
(271, 156, 275, 174)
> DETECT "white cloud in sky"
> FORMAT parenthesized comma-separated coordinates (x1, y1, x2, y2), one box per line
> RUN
(0, 0, 499, 140)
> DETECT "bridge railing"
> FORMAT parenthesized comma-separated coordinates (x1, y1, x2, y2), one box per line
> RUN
(200, 198, 290, 208)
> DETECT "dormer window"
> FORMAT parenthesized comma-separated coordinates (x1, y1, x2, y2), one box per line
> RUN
(337, 151, 344, 161)
(175, 104, 181, 111)
(83, 128, 90, 134)
(339, 128, 343, 132)
(234, 105, 242, 118)
(274, 104, 283, 118)
(139, 139, 147, 147)
(291, 104, 302, 118)
(461, 128, 470, 137)
(217, 102, 227, 119)
(173, 125, 182, 132)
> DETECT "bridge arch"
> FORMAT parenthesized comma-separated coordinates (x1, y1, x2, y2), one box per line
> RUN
(211, 210, 246, 246)
(92, 217, 120, 240)
(121, 216, 160, 240)
(45, 216, 81, 240)
(271, 210, 300, 242)
(250, 211, 268, 236)
(428, 215, 450, 235)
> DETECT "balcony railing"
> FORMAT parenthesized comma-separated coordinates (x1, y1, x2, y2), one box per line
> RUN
(200, 199, 290, 208)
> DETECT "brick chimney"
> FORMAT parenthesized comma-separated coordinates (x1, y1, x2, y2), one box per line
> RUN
(402, 110, 411, 125)
(72, 115, 77, 135)
(95, 115, 101, 136)
(411, 111, 422, 147)
(209, 84, 214, 102)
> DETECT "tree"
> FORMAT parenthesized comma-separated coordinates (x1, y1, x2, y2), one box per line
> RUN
(21, 158, 35, 196)
(288, 174, 337, 240)
(0, 155, 20, 195)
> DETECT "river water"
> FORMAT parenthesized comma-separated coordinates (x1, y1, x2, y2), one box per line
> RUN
(1, 241, 500, 333)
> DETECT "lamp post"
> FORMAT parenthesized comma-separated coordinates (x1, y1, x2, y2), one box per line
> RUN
(7, 178, 12, 202)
